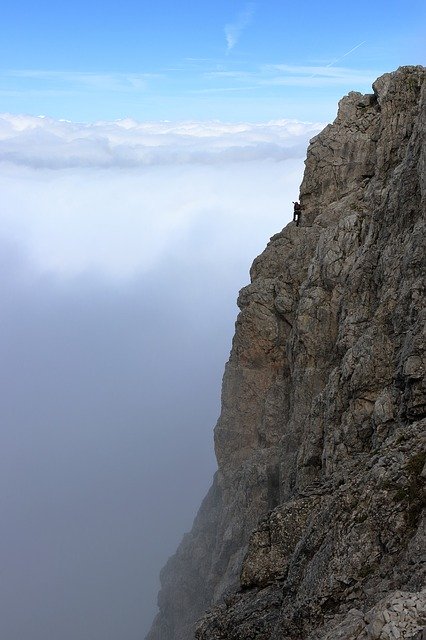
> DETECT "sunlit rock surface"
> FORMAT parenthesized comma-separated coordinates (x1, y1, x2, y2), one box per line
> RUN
(146, 65, 425, 640)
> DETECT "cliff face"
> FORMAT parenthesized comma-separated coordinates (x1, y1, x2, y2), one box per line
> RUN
(146, 66, 426, 640)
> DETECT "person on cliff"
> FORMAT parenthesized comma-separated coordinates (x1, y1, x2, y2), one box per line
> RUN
(292, 201, 302, 226)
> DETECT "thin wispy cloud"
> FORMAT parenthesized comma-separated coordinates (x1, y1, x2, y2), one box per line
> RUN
(263, 64, 374, 87)
(1, 69, 162, 92)
(205, 70, 252, 79)
(310, 41, 367, 78)
(224, 3, 255, 52)
(0, 58, 377, 120)
(206, 63, 377, 90)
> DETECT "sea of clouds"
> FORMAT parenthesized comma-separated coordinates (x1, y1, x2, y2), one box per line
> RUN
(0, 114, 322, 168)
(0, 114, 323, 640)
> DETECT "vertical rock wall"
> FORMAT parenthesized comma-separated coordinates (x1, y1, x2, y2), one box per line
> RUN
(146, 66, 425, 640)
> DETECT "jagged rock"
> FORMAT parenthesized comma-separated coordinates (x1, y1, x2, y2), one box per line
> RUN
(146, 65, 426, 640)
(321, 589, 426, 639)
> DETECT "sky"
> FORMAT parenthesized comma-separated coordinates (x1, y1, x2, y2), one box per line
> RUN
(0, 0, 425, 121)
(0, 1, 424, 639)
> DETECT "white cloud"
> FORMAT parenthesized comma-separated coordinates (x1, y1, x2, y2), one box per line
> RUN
(224, 3, 255, 52)
(208, 64, 377, 88)
(0, 113, 322, 169)
(0, 112, 321, 637)
(0, 114, 322, 279)
(1, 69, 161, 92)
(284, 65, 375, 86)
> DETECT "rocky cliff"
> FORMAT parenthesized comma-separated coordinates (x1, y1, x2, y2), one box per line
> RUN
(146, 65, 426, 640)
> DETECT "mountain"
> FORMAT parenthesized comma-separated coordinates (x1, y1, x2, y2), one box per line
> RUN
(146, 65, 426, 640)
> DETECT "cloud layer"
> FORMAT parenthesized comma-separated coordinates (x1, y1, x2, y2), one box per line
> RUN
(0, 113, 322, 169)
(0, 113, 321, 639)
(0, 241, 226, 640)
(0, 114, 322, 278)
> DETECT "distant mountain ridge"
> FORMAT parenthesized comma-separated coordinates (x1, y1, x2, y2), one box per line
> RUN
(146, 65, 426, 640)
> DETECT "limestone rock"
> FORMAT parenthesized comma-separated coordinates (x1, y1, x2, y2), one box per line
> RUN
(146, 66, 426, 640)
(322, 589, 426, 640)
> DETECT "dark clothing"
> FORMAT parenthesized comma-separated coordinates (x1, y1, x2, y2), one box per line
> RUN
(293, 202, 302, 226)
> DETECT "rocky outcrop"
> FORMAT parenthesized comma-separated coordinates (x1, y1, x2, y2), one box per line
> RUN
(146, 65, 425, 640)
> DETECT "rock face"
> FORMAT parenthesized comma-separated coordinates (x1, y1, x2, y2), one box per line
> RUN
(146, 66, 426, 640)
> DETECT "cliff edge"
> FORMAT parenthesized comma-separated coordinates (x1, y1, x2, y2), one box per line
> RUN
(146, 65, 426, 640)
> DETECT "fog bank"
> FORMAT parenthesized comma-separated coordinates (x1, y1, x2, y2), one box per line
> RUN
(0, 115, 322, 638)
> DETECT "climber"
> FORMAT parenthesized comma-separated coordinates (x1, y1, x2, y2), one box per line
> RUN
(292, 201, 302, 226)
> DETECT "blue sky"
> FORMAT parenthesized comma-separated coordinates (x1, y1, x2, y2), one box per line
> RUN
(1, 0, 424, 121)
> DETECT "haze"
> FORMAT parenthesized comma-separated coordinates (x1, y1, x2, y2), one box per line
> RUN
(0, 116, 320, 639)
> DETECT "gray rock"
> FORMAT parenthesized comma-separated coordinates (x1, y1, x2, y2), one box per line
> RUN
(146, 65, 426, 640)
